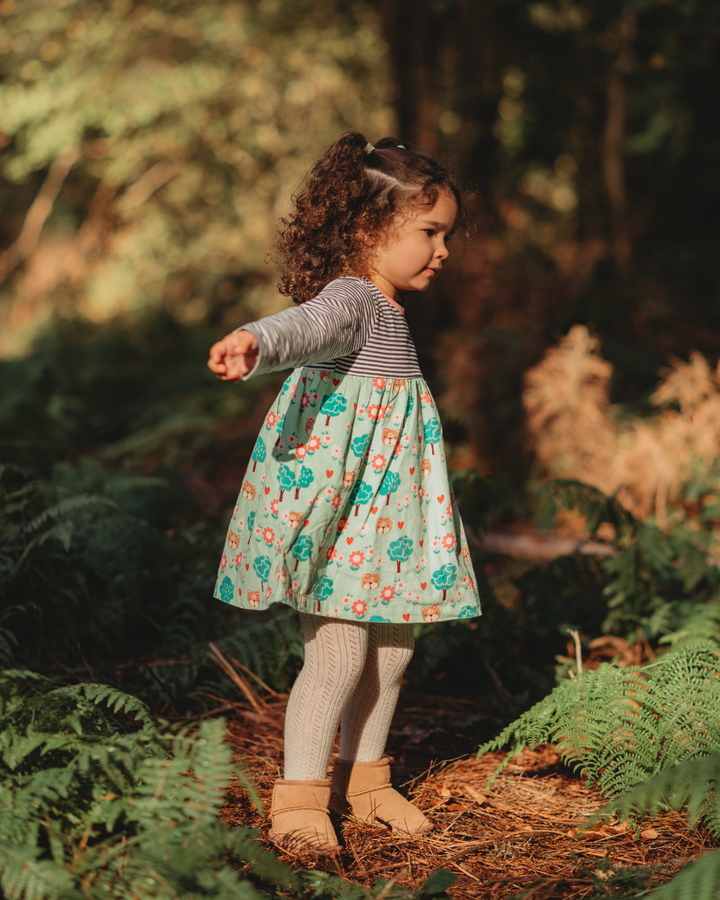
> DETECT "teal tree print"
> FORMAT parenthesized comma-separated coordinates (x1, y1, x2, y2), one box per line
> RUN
(431, 564, 457, 602)
(219, 576, 234, 603)
(424, 419, 441, 455)
(388, 536, 414, 573)
(291, 535, 314, 571)
(246, 511, 255, 546)
(277, 464, 296, 500)
(313, 575, 334, 612)
(351, 481, 374, 516)
(251, 438, 266, 472)
(379, 470, 400, 506)
(321, 392, 347, 426)
(253, 556, 271, 591)
(351, 433, 370, 459)
(294, 466, 314, 499)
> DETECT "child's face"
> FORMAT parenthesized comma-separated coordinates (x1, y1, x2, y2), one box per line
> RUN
(366, 191, 457, 299)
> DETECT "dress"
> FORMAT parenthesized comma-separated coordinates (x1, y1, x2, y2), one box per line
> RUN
(214, 276, 481, 625)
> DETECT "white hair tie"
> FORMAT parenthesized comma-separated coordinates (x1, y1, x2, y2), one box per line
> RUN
(364, 142, 375, 154)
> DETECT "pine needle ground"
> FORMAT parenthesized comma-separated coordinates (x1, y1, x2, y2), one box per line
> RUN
(217, 692, 716, 899)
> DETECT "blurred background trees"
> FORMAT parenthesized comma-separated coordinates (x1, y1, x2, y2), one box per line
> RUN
(3, 0, 718, 480)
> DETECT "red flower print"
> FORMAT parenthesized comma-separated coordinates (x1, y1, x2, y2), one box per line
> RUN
(266, 412, 277, 428)
(331, 492, 342, 510)
(371, 453, 387, 472)
(352, 599, 367, 617)
(337, 515, 349, 533)
(307, 435, 322, 453)
(326, 547, 338, 562)
(301, 393, 310, 410)
(263, 527, 275, 544)
(221, 554, 227, 570)
(442, 533, 456, 550)
(367, 404, 380, 421)
(295, 444, 307, 460)
(380, 585, 395, 603)
(349, 550, 365, 568)
(373, 377, 385, 391)
(270, 499, 279, 517)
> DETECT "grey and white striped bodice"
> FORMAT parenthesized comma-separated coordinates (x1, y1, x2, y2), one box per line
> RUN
(240, 277, 422, 380)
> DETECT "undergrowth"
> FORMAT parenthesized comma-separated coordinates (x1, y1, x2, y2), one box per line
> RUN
(0, 669, 455, 900)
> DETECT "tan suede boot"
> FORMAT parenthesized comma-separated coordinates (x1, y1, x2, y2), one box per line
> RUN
(268, 779, 339, 855)
(330, 758, 433, 834)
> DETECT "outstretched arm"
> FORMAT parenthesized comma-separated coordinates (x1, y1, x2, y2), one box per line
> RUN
(207, 330, 259, 381)
(210, 279, 378, 380)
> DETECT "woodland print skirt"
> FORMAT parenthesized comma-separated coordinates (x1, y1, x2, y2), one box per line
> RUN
(214, 367, 481, 624)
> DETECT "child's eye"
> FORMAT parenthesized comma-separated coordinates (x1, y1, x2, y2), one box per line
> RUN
(423, 229, 435, 236)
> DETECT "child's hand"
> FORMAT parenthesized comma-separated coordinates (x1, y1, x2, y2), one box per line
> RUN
(207, 330, 259, 381)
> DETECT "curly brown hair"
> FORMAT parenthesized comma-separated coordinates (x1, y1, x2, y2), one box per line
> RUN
(276, 131, 466, 303)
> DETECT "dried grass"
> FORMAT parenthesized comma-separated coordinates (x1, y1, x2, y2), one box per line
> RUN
(219, 693, 715, 899)
(523, 326, 720, 523)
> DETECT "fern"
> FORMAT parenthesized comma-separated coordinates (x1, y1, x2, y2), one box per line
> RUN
(478, 645, 720, 798)
(0, 670, 453, 900)
(652, 849, 720, 900)
(538, 480, 720, 641)
(595, 758, 720, 899)
(480, 645, 720, 898)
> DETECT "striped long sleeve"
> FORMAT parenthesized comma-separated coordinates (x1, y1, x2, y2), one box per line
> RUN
(239, 278, 379, 380)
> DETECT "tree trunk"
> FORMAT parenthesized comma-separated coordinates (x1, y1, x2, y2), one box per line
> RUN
(602, 12, 636, 273)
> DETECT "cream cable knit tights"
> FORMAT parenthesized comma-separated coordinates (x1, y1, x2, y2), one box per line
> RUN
(283, 613, 414, 781)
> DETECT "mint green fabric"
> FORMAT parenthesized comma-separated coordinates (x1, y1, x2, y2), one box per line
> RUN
(214, 367, 480, 624)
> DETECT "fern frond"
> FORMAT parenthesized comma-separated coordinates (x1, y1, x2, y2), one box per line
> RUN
(600, 755, 720, 838)
(652, 848, 720, 900)
(53, 682, 154, 731)
(479, 646, 720, 799)
(25, 495, 118, 533)
(0, 842, 77, 900)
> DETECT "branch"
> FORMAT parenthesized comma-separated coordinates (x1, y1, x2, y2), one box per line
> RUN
(0, 147, 80, 286)
(116, 159, 181, 213)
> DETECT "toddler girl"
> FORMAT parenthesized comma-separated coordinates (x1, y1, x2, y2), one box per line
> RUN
(208, 131, 480, 855)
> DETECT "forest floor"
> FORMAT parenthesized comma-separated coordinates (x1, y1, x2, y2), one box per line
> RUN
(218, 688, 715, 900)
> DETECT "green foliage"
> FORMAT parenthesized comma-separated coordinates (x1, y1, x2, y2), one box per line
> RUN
(0, 669, 456, 900)
(0, 669, 287, 900)
(538, 480, 720, 641)
(478, 645, 720, 799)
(0, 0, 390, 345)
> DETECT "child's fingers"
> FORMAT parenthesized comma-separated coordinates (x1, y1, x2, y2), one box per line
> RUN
(207, 340, 229, 375)
(207, 331, 258, 381)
